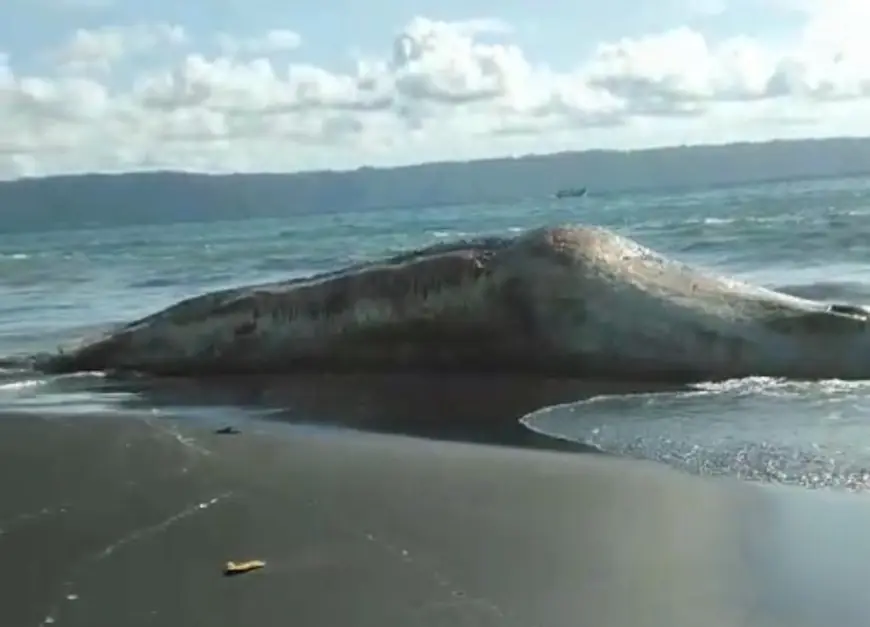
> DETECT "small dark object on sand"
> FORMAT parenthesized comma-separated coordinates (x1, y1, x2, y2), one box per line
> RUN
(223, 560, 266, 576)
(215, 426, 241, 435)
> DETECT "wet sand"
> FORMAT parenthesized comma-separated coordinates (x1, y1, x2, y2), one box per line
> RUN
(49, 373, 686, 450)
(3, 409, 870, 627)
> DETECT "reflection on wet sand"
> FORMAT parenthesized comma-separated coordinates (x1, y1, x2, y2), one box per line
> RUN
(91, 373, 686, 449)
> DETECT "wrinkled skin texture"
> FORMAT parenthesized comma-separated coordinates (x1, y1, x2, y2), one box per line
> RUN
(34, 225, 870, 382)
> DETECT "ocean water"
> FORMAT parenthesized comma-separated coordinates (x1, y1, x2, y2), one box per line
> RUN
(4, 176, 870, 491)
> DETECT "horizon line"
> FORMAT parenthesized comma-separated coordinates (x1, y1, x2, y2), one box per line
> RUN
(5, 134, 870, 184)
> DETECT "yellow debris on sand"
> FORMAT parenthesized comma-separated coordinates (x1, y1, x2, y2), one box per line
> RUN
(223, 559, 266, 576)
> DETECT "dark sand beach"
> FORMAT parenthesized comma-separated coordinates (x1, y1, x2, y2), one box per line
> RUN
(3, 376, 870, 627)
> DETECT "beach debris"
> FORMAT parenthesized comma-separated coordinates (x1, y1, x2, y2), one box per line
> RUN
(223, 559, 266, 576)
(215, 426, 241, 435)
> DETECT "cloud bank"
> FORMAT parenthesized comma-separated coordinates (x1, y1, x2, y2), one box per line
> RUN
(3, 3, 870, 178)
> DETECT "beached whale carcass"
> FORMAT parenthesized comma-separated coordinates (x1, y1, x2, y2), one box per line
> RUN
(34, 225, 870, 381)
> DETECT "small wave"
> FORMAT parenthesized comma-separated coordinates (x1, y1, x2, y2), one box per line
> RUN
(253, 257, 304, 273)
(0, 368, 110, 414)
(0, 378, 45, 392)
(522, 376, 870, 492)
(638, 213, 806, 231)
(128, 277, 183, 289)
(0, 355, 35, 371)
(774, 281, 870, 303)
(691, 377, 870, 396)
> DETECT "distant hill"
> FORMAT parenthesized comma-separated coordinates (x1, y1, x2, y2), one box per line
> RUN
(3, 136, 870, 232)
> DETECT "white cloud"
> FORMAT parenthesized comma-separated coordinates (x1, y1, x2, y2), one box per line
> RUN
(53, 23, 186, 73)
(4, 11, 870, 179)
(216, 30, 302, 56)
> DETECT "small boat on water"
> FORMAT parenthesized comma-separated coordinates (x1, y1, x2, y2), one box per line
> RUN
(554, 187, 588, 199)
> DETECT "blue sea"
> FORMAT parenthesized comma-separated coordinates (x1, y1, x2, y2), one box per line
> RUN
(4, 176, 870, 491)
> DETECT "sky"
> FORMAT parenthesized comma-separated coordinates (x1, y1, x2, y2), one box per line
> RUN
(1, 0, 869, 178)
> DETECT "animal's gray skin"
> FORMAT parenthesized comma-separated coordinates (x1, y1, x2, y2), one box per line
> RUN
(34, 225, 870, 382)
